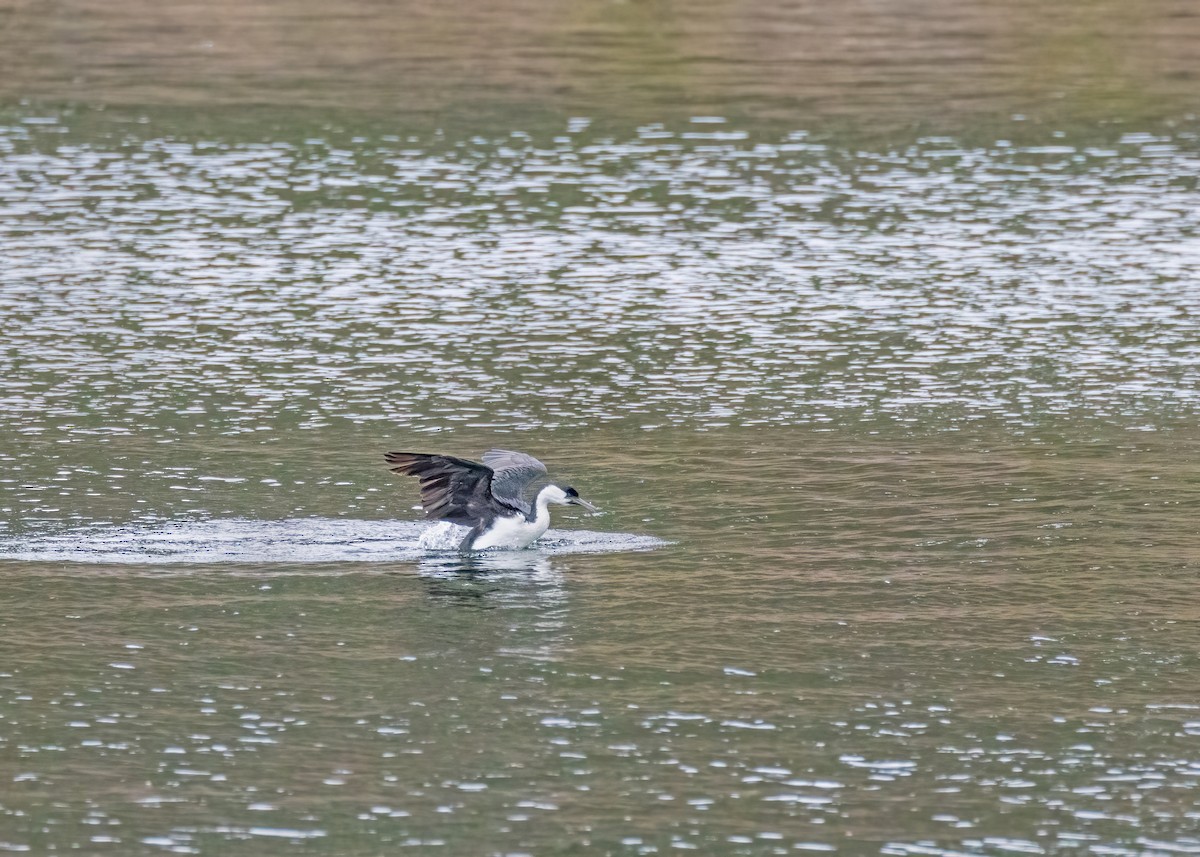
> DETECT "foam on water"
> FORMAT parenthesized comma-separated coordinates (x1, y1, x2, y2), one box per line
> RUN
(0, 518, 669, 566)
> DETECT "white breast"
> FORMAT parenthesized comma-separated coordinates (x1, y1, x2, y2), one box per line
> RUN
(469, 513, 550, 550)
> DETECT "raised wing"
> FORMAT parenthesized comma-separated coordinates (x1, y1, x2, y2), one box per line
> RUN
(385, 452, 517, 526)
(481, 449, 548, 515)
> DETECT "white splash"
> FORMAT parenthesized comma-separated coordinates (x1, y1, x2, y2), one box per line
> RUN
(416, 521, 471, 551)
(0, 518, 669, 566)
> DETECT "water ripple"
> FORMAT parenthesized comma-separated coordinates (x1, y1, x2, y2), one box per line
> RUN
(2, 118, 1198, 442)
(0, 518, 667, 566)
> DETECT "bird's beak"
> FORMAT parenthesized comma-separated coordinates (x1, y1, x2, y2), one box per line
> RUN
(572, 497, 600, 513)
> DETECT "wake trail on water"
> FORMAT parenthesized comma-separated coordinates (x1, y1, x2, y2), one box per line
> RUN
(0, 518, 669, 566)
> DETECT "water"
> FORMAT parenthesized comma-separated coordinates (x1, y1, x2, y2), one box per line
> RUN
(0, 518, 666, 564)
(3, 120, 1197, 442)
(4, 2, 1200, 853)
(3, 0, 1200, 122)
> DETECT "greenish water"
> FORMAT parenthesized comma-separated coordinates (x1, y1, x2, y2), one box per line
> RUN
(4, 1, 1200, 853)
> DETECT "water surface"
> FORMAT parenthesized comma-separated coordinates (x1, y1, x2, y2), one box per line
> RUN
(3, 4, 1200, 854)
(3, 0, 1200, 124)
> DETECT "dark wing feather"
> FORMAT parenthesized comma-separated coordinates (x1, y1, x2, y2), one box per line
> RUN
(481, 449, 548, 516)
(385, 452, 518, 526)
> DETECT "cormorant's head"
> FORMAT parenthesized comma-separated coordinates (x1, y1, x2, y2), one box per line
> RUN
(548, 484, 599, 512)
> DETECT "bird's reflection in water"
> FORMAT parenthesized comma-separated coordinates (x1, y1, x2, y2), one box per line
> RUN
(415, 551, 571, 660)
(415, 551, 565, 609)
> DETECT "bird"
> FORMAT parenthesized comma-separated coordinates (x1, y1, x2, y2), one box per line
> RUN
(385, 448, 599, 551)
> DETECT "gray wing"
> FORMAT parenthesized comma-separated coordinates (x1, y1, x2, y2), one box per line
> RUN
(481, 449, 548, 516)
(385, 452, 518, 526)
